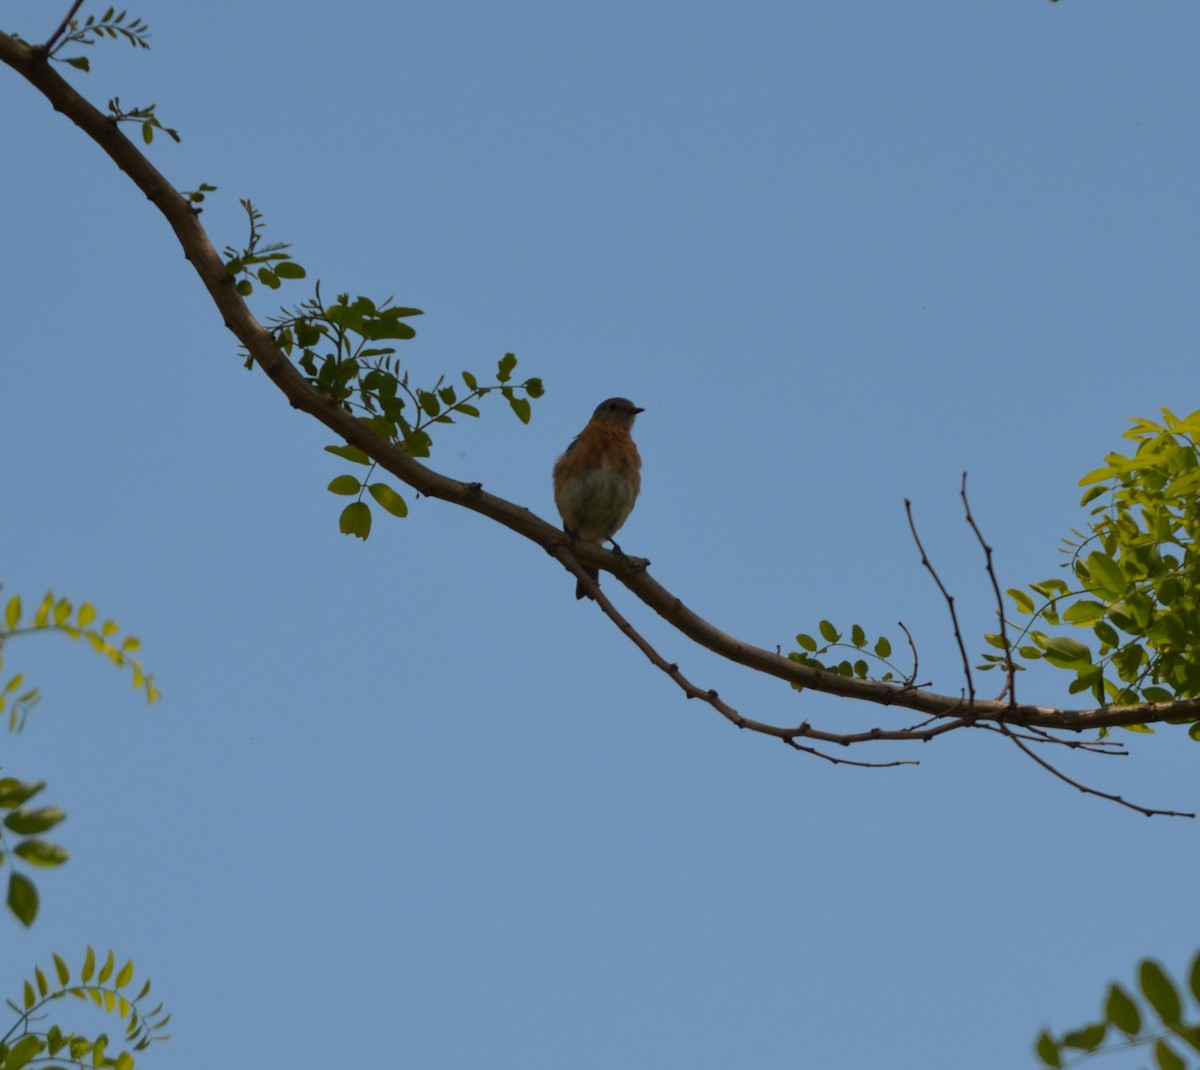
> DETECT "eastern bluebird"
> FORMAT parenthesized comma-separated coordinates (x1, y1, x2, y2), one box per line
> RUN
(553, 397, 644, 600)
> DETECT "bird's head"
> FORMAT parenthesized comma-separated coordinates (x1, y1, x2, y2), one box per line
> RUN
(590, 397, 644, 430)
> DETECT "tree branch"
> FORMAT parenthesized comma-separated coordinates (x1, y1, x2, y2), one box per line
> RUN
(5, 28, 1200, 786)
(40, 0, 85, 55)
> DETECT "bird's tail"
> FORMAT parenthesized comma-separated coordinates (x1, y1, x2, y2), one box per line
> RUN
(575, 566, 600, 601)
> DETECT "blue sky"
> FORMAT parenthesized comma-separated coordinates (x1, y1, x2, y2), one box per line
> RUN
(4, 2, 1200, 1066)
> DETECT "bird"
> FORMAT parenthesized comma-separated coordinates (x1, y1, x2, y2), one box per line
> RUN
(553, 397, 644, 599)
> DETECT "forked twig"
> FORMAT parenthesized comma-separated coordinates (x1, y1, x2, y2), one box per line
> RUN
(552, 542, 916, 769)
(997, 721, 1194, 818)
(906, 499, 976, 716)
(40, 0, 85, 54)
(960, 473, 1018, 706)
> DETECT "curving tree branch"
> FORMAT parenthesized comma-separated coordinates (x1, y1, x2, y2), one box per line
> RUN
(3, 23, 1197, 816)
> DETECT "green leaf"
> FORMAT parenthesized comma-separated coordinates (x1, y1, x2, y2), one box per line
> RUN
(13, 839, 69, 867)
(83, 945, 96, 982)
(274, 261, 306, 279)
(1040, 636, 1092, 666)
(525, 377, 545, 398)
(1175, 1026, 1200, 1056)
(142, 122, 154, 145)
(1068, 666, 1103, 694)
(874, 636, 892, 658)
(400, 428, 432, 458)
(324, 443, 371, 464)
(7, 870, 38, 926)
(462, 370, 478, 390)
(1063, 601, 1108, 624)
(4, 807, 67, 834)
(4, 594, 20, 629)
(327, 475, 361, 495)
(257, 268, 281, 289)
(1140, 959, 1182, 1026)
(368, 483, 408, 518)
(1061, 1023, 1106, 1050)
(0, 778, 45, 808)
(1007, 588, 1036, 614)
(1031, 578, 1071, 598)
(236, 278, 253, 296)
(295, 319, 324, 346)
(497, 352, 517, 383)
(416, 391, 438, 417)
(818, 620, 840, 644)
(53, 952, 70, 986)
(1155, 1039, 1185, 1070)
(116, 958, 135, 988)
(5, 1034, 46, 1070)
(63, 55, 91, 71)
(1034, 1030, 1061, 1067)
(850, 624, 866, 648)
(1085, 552, 1126, 597)
(98, 949, 115, 983)
(509, 396, 532, 424)
(339, 501, 372, 540)
(795, 634, 817, 653)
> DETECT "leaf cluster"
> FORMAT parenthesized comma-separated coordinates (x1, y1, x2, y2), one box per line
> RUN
(0, 777, 67, 927)
(47, 7, 150, 72)
(1, 947, 169, 1070)
(790, 621, 904, 688)
(104, 97, 178, 145)
(222, 199, 306, 295)
(1036, 953, 1200, 1070)
(0, 589, 159, 926)
(2, 592, 160, 711)
(267, 289, 542, 540)
(998, 409, 1200, 720)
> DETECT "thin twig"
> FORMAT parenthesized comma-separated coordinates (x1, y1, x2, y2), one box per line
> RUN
(905, 499, 976, 716)
(960, 473, 1017, 706)
(41, 0, 85, 54)
(781, 738, 916, 768)
(897, 620, 920, 687)
(553, 542, 917, 768)
(998, 721, 1194, 818)
(973, 722, 1125, 754)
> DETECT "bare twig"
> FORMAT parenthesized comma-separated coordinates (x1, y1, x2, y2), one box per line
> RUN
(553, 542, 918, 768)
(780, 738, 917, 769)
(897, 620, 920, 687)
(998, 721, 1194, 818)
(40, 0, 85, 54)
(960, 473, 1017, 706)
(973, 722, 1125, 754)
(906, 499, 976, 716)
